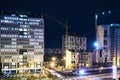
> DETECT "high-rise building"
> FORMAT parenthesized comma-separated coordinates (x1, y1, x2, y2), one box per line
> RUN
(0, 12, 44, 74)
(62, 35, 87, 69)
(96, 24, 120, 66)
(62, 35, 86, 52)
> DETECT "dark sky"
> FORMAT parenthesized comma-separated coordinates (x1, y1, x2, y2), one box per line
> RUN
(0, 0, 120, 49)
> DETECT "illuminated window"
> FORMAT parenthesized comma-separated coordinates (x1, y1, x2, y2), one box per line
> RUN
(24, 32, 27, 35)
(11, 42, 16, 44)
(12, 63, 15, 65)
(12, 38, 16, 41)
(1, 20, 14, 23)
(37, 62, 40, 64)
(19, 55, 23, 58)
(24, 29, 27, 31)
(30, 39, 35, 41)
(4, 16, 18, 20)
(19, 63, 23, 65)
(28, 35, 31, 38)
(34, 49, 43, 52)
(24, 36, 27, 38)
(34, 46, 42, 48)
(37, 65, 40, 68)
(4, 66, 8, 69)
(30, 42, 39, 45)
(23, 52, 27, 55)
(19, 35, 23, 37)
(1, 49, 16, 52)
(19, 28, 23, 31)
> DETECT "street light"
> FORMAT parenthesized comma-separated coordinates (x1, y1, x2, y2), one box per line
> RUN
(112, 65, 117, 79)
(51, 57, 56, 61)
(94, 42, 101, 50)
(99, 67, 103, 80)
(50, 62, 55, 68)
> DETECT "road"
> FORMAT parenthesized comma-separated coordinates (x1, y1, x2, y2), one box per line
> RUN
(44, 67, 120, 80)
(61, 73, 120, 80)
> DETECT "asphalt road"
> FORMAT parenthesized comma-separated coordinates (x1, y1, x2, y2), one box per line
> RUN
(61, 72, 120, 80)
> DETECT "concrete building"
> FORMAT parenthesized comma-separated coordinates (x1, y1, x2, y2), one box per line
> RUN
(62, 35, 86, 53)
(62, 35, 87, 69)
(95, 24, 120, 67)
(79, 50, 93, 68)
(65, 50, 79, 69)
(0, 12, 44, 74)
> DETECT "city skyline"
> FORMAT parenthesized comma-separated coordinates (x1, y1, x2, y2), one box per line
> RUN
(0, 0, 120, 49)
(0, 1, 120, 79)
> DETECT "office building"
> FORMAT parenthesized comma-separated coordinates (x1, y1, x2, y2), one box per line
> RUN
(0, 12, 44, 74)
(96, 24, 120, 66)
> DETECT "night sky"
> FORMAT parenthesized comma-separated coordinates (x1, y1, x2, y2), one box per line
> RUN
(0, 0, 120, 49)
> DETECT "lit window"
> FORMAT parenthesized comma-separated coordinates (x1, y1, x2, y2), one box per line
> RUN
(19, 28, 23, 31)
(37, 65, 40, 68)
(4, 66, 8, 69)
(28, 36, 31, 38)
(12, 38, 16, 41)
(34, 49, 43, 52)
(11, 42, 16, 44)
(12, 63, 15, 65)
(19, 55, 23, 58)
(24, 29, 27, 31)
(19, 63, 23, 65)
(24, 36, 27, 38)
(30, 39, 35, 41)
(19, 35, 23, 37)
(24, 32, 27, 35)
(37, 62, 40, 64)
(4, 16, 18, 20)
(34, 46, 42, 48)
(23, 52, 27, 55)
(30, 42, 39, 45)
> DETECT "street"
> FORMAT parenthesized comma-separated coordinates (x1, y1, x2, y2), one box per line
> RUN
(61, 73, 120, 80)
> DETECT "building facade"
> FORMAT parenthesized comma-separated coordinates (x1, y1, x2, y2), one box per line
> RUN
(96, 24, 120, 66)
(65, 50, 79, 69)
(62, 35, 86, 52)
(62, 35, 87, 69)
(79, 50, 93, 68)
(0, 12, 44, 74)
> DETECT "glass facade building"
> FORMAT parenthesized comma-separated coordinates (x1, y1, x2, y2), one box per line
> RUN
(0, 12, 44, 74)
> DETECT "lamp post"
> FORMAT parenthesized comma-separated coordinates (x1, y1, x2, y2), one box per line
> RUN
(51, 57, 56, 69)
(50, 62, 55, 68)
(112, 65, 117, 80)
(99, 67, 103, 80)
(51, 57, 56, 61)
